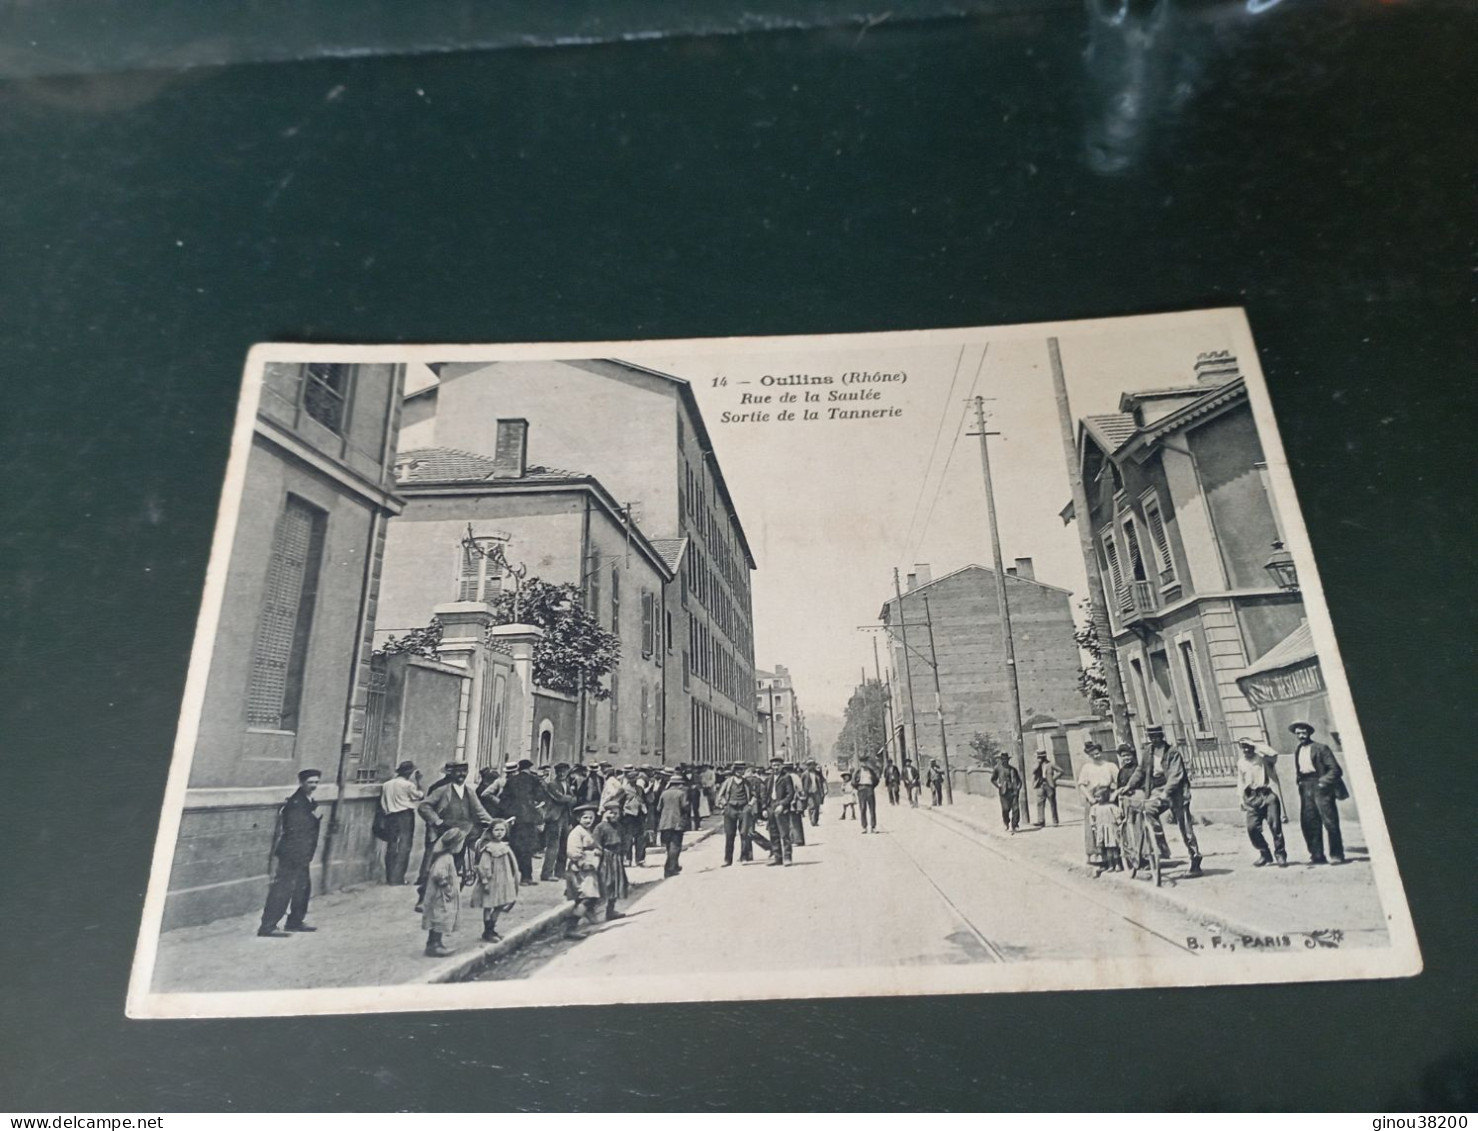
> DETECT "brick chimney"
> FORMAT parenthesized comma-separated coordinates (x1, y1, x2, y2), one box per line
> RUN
(1194, 351, 1241, 386)
(913, 563, 932, 588)
(1013, 556, 1035, 581)
(492, 418, 529, 479)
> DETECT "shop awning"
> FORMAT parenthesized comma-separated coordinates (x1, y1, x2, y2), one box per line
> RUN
(1234, 621, 1325, 706)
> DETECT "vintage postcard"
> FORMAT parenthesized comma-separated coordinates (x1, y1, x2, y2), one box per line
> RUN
(127, 308, 1420, 1019)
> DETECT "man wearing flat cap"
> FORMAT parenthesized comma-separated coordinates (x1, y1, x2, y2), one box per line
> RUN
(762, 756, 795, 865)
(415, 761, 494, 910)
(1288, 722, 1347, 864)
(657, 770, 690, 877)
(257, 769, 323, 937)
(379, 760, 424, 885)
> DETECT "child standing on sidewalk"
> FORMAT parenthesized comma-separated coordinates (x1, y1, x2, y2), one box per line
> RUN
(470, 819, 520, 942)
(1087, 785, 1123, 873)
(422, 826, 466, 957)
(838, 771, 857, 821)
(562, 805, 602, 939)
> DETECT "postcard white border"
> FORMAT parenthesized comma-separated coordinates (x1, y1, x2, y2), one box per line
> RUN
(126, 308, 1421, 1019)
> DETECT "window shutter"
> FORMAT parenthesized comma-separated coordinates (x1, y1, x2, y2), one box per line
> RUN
(1145, 499, 1176, 585)
(457, 544, 480, 602)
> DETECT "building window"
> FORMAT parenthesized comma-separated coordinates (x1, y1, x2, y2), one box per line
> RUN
(1121, 515, 1149, 583)
(301, 363, 350, 434)
(457, 539, 505, 603)
(609, 671, 620, 744)
(1177, 639, 1209, 734)
(1142, 493, 1178, 590)
(665, 610, 674, 654)
(246, 495, 327, 731)
(1129, 657, 1155, 724)
(610, 566, 621, 635)
(640, 685, 649, 749)
(585, 688, 599, 746)
(1100, 530, 1130, 614)
(641, 591, 656, 658)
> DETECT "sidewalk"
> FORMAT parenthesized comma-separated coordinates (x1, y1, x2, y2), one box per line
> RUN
(153, 822, 720, 992)
(912, 789, 1392, 948)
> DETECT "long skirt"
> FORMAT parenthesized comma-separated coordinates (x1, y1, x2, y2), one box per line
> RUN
(597, 851, 629, 902)
(565, 867, 600, 901)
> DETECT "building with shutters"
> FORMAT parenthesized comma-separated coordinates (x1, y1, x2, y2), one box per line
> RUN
(398, 358, 759, 766)
(164, 360, 406, 928)
(374, 420, 676, 768)
(1068, 351, 1329, 782)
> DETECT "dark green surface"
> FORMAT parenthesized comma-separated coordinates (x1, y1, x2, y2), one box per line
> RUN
(1, 2, 1474, 1112)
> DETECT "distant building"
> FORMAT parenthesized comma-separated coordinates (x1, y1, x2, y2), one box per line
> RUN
(1069, 351, 1328, 780)
(756, 664, 810, 764)
(879, 560, 1085, 769)
(399, 359, 758, 764)
(167, 360, 405, 928)
(376, 419, 675, 767)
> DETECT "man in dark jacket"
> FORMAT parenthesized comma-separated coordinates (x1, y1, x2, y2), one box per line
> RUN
(657, 772, 690, 877)
(1136, 726, 1203, 876)
(1289, 722, 1347, 864)
(991, 751, 1023, 834)
(257, 769, 323, 937)
(500, 758, 551, 884)
(763, 757, 795, 865)
(539, 763, 575, 880)
(883, 761, 902, 805)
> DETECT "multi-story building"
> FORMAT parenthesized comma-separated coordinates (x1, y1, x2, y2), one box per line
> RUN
(398, 359, 758, 765)
(1070, 351, 1330, 781)
(879, 559, 1085, 769)
(375, 419, 675, 767)
(756, 664, 809, 763)
(166, 360, 405, 928)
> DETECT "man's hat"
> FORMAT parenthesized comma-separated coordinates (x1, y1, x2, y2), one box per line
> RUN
(1145, 725, 1166, 738)
(395, 760, 416, 774)
(517, 758, 534, 770)
(298, 768, 323, 782)
(573, 803, 598, 814)
(1036, 750, 1048, 758)
(449, 761, 470, 771)
(502, 760, 518, 771)
(769, 756, 784, 764)
(732, 761, 747, 770)
(623, 763, 636, 772)
(442, 761, 457, 772)
(1289, 721, 1315, 734)
(553, 762, 571, 772)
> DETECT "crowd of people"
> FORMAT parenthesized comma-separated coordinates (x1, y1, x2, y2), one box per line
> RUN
(251, 721, 1351, 952)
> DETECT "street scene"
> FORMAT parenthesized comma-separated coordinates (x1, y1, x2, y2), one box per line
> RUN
(129, 310, 1419, 1018)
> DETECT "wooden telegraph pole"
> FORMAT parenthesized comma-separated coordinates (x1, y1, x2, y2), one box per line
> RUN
(892, 567, 924, 774)
(1048, 337, 1133, 747)
(969, 395, 1030, 824)
(920, 594, 955, 804)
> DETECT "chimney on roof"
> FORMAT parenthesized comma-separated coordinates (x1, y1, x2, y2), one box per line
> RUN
(1194, 351, 1241, 387)
(1013, 556, 1035, 581)
(492, 418, 528, 479)
(905, 571, 917, 592)
(913, 563, 932, 588)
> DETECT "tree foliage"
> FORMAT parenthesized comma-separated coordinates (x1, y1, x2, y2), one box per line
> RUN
(833, 678, 889, 768)
(967, 730, 1006, 766)
(1072, 598, 1110, 713)
(374, 619, 444, 660)
(488, 577, 620, 700)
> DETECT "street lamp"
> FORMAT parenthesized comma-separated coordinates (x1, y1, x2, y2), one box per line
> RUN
(1263, 540, 1299, 592)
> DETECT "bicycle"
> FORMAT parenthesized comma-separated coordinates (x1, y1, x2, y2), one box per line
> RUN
(1117, 791, 1162, 888)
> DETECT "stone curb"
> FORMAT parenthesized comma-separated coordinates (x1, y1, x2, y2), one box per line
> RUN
(415, 821, 722, 984)
(927, 803, 1297, 944)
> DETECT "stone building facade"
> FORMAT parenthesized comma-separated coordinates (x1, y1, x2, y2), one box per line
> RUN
(166, 360, 405, 928)
(398, 359, 758, 765)
(879, 560, 1084, 770)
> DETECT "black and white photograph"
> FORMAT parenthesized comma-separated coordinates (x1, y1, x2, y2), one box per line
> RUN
(126, 308, 1421, 1019)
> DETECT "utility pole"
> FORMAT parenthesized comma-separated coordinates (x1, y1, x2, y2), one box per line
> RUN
(872, 632, 896, 768)
(969, 395, 1030, 824)
(892, 567, 924, 774)
(920, 594, 955, 804)
(1048, 336, 1133, 747)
